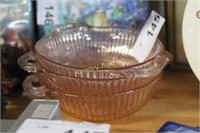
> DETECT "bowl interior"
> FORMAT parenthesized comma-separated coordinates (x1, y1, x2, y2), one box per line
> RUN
(35, 26, 162, 69)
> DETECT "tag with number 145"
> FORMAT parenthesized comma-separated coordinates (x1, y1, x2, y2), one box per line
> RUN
(130, 10, 165, 63)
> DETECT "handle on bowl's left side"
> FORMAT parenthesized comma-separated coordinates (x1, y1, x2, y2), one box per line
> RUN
(22, 74, 47, 98)
(18, 51, 40, 73)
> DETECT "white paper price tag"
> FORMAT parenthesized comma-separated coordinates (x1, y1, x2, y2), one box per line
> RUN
(37, 0, 60, 25)
(131, 10, 165, 63)
(16, 119, 111, 133)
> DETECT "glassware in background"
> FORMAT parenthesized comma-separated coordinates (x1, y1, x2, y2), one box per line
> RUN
(0, 0, 33, 97)
(37, 0, 149, 37)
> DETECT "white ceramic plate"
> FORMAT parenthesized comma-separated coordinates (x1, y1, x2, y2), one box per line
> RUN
(182, 0, 200, 81)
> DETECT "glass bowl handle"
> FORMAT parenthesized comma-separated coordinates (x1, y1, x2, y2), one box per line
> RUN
(133, 51, 173, 77)
(22, 74, 47, 98)
(18, 52, 43, 73)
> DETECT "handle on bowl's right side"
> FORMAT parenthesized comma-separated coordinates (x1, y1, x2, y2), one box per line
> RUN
(22, 74, 47, 98)
(106, 51, 172, 79)
(18, 51, 41, 73)
(133, 51, 173, 78)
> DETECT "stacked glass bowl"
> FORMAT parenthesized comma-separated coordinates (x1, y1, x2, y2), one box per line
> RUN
(18, 25, 172, 121)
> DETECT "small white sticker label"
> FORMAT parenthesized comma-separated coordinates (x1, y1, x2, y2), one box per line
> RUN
(130, 10, 165, 63)
(16, 119, 111, 133)
(37, 0, 60, 25)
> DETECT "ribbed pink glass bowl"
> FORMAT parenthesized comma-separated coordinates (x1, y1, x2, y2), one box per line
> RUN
(46, 75, 161, 122)
(18, 25, 169, 79)
(18, 25, 172, 121)
(22, 69, 162, 96)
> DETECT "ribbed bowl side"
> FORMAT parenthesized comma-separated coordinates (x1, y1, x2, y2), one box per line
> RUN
(39, 72, 162, 96)
(35, 26, 163, 79)
(46, 77, 160, 122)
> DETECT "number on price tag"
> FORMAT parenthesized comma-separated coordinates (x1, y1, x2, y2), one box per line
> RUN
(37, 0, 60, 25)
(147, 14, 161, 36)
(130, 10, 165, 63)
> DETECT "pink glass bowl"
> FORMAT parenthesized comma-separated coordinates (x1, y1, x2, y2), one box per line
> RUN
(18, 25, 172, 121)
(18, 25, 170, 79)
(22, 72, 162, 121)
